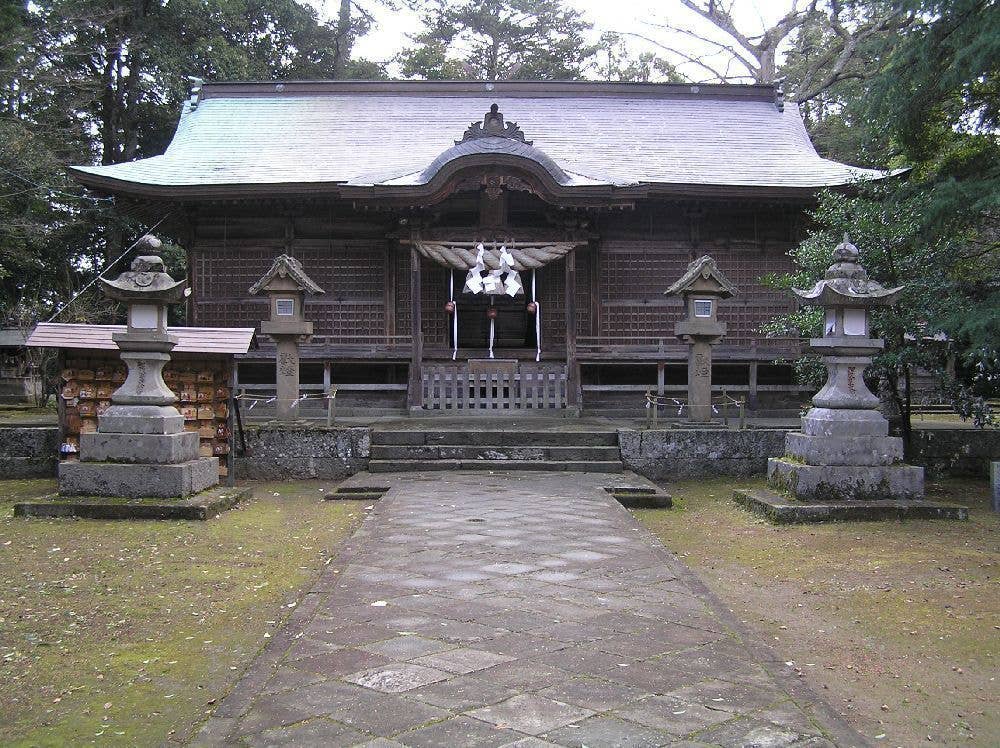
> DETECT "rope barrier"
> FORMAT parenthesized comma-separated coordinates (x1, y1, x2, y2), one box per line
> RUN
(643, 390, 747, 426)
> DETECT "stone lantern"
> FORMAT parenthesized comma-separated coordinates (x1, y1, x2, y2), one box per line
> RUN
(768, 234, 924, 501)
(60, 238, 219, 498)
(665, 255, 738, 422)
(249, 255, 324, 421)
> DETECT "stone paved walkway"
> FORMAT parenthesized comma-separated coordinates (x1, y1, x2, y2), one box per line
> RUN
(197, 472, 865, 747)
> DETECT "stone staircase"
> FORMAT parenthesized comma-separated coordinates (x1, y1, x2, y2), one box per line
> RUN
(368, 428, 623, 473)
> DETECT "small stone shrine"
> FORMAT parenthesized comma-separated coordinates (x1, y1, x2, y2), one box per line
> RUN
(59, 241, 219, 498)
(665, 256, 738, 422)
(249, 255, 324, 422)
(767, 235, 924, 501)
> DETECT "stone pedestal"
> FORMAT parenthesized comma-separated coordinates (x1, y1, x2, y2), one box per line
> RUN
(59, 400, 219, 499)
(276, 337, 300, 421)
(687, 340, 713, 422)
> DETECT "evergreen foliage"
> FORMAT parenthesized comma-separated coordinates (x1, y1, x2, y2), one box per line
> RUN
(399, 0, 595, 80)
(0, 0, 385, 322)
(768, 0, 1000, 437)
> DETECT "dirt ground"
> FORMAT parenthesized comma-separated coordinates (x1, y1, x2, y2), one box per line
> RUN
(636, 476, 999, 747)
(0, 479, 364, 746)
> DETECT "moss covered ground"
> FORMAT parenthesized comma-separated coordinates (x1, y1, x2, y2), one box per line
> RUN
(0, 479, 363, 746)
(636, 476, 998, 747)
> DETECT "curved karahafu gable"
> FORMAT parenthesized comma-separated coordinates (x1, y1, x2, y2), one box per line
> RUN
(69, 80, 899, 200)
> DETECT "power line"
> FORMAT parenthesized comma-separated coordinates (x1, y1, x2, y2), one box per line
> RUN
(0, 165, 114, 203)
(46, 212, 174, 323)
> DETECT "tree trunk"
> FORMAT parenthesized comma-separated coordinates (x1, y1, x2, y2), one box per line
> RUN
(332, 0, 352, 78)
(901, 364, 913, 461)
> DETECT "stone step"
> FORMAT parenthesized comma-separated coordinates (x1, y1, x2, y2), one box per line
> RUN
(369, 445, 621, 461)
(371, 430, 618, 447)
(325, 485, 390, 501)
(604, 486, 673, 509)
(368, 459, 624, 473)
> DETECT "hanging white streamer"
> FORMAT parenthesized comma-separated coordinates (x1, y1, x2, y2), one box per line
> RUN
(450, 272, 458, 361)
(533, 270, 542, 362)
(488, 295, 495, 359)
(499, 246, 522, 297)
(464, 244, 486, 293)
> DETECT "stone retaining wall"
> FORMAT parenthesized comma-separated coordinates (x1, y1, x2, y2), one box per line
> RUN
(234, 426, 370, 480)
(5, 424, 995, 482)
(618, 428, 789, 481)
(0, 426, 59, 477)
(909, 428, 1000, 478)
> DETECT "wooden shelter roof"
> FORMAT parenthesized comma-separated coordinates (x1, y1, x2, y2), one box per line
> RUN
(26, 323, 255, 354)
(69, 80, 895, 201)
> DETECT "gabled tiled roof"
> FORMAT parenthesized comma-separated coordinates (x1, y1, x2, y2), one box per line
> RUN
(69, 80, 894, 197)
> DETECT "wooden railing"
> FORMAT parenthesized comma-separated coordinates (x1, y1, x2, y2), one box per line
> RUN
(422, 364, 567, 410)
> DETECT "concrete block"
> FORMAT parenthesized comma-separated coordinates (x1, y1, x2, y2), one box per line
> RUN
(15, 486, 250, 521)
(0, 426, 59, 457)
(98, 405, 184, 435)
(785, 432, 903, 466)
(80, 431, 199, 464)
(733, 488, 967, 524)
(800, 408, 888, 438)
(59, 457, 218, 498)
(0, 456, 58, 478)
(767, 457, 924, 502)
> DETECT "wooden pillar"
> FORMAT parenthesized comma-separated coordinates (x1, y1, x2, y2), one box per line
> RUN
(588, 238, 601, 336)
(384, 241, 397, 337)
(407, 245, 423, 411)
(748, 360, 759, 408)
(565, 250, 580, 411)
(657, 362, 665, 397)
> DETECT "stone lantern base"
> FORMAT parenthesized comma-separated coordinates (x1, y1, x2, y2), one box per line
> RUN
(59, 404, 218, 499)
(766, 407, 924, 502)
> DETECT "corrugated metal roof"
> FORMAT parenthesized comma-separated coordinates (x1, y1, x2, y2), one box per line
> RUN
(70, 81, 891, 193)
(26, 323, 254, 354)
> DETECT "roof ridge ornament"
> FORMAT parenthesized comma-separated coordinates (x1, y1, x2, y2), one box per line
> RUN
(458, 103, 533, 145)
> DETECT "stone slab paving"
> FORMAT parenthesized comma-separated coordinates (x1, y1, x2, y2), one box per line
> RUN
(196, 472, 867, 747)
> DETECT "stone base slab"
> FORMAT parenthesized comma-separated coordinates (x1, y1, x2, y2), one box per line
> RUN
(99, 405, 184, 435)
(801, 408, 888, 438)
(59, 457, 218, 498)
(734, 488, 967, 524)
(768, 457, 924, 501)
(14, 486, 249, 521)
(785, 432, 903, 466)
(80, 431, 199, 464)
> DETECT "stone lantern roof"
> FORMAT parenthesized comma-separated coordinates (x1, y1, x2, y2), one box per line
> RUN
(99, 237, 188, 303)
(664, 255, 738, 298)
(248, 254, 324, 296)
(794, 234, 902, 308)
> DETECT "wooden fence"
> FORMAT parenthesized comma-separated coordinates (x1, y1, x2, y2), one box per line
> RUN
(422, 364, 567, 411)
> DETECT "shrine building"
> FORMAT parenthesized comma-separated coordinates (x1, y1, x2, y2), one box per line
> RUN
(69, 80, 890, 414)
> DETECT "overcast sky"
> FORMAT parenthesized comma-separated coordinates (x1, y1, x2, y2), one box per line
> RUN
(307, 0, 795, 82)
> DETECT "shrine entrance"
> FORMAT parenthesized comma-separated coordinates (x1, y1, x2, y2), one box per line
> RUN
(406, 239, 582, 413)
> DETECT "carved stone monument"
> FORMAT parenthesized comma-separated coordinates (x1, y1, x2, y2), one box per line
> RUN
(249, 255, 324, 421)
(665, 256, 738, 422)
(59, 240, 219, 498)
(768, 235, 924, 501)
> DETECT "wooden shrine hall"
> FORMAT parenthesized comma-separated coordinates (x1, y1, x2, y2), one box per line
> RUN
(69, 80, 891, 414)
